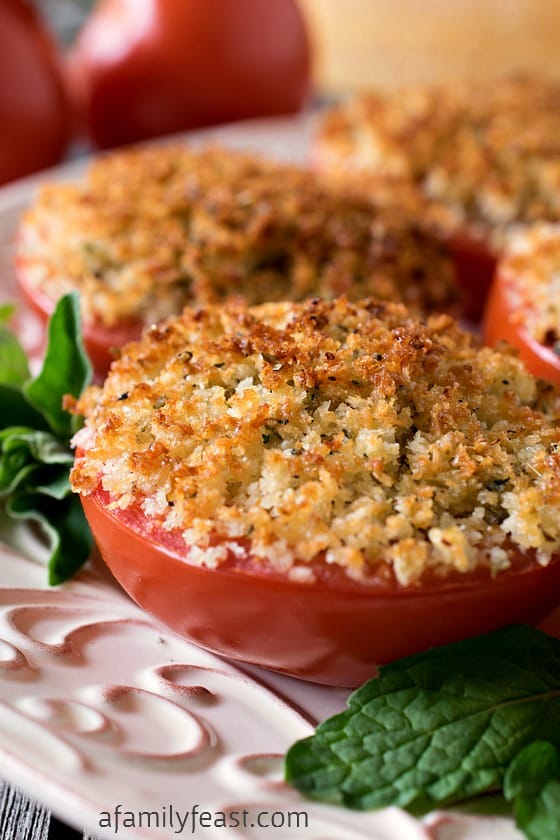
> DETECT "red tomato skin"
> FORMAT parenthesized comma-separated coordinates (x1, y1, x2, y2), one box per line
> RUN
(446, 229, 497, 323)
(16, 258, 141, 377)
(483, 269, 560, 385)
(81, 487, 560, 687)
(0, 0, 68, 185)
(69, 0, 311, 149)
(540, 606, 560, 638)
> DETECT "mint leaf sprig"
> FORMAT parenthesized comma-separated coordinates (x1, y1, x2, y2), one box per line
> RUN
(285, 625, 560, 834)
(0, 293, 93, 584)
(505, 741, 560, 840)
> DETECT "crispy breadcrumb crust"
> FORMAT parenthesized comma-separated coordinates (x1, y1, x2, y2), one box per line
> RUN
(71, 297, 560, 586)
(17, 146, 457, 328)
(499, 223, 560, 347)
(316, 75, 560, 248)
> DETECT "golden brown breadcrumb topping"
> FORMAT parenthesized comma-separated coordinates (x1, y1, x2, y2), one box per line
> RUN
(17, 146, 456, 328)
(316, 75, 560, 248)
(71, 297, 560, 586)
(498, 223, 560, 347)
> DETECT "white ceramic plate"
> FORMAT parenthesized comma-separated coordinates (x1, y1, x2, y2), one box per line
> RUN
(0, 116, 530, 840)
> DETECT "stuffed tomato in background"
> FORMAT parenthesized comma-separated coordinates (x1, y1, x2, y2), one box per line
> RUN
(313, 75, 560, 322)
(16, 144, 459, 377)
(484, 224, 560, 385)
(71, 297, 560, 687)
(445, 230, 498, 322)
(17, 268, 142, 375)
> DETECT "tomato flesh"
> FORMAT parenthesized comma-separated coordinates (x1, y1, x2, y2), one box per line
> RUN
(16, 259, 141, 377)
(81, 486, 560, 687)
(483, 269, 560, 385)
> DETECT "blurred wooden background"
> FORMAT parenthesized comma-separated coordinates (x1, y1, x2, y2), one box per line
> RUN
(301, 0, 560, 94)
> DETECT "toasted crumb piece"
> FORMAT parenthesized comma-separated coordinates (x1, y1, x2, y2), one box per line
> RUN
(71, 297, 560, 586)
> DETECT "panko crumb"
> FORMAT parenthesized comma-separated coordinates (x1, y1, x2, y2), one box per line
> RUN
(498, 223, 560, 348)
(315, 74, 560, 248)
(70, 297, 560, 587)
(17, 145, 457, 328)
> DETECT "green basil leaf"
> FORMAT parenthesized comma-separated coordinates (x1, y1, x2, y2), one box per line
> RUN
(285, 626, 560, 814)
(504, 742, 560, 840)
(0, 303, 15, 325)
(0, 297, 93, 586)
(0, 430, 73, 496)
(0, 325, 30, 387)
(6, 492, 93, 585)
(23, 292, 91, 437)
(0, 425, 35, 441)
(0, 457, 38, 496)
(1, 430, 73, 465)
(0, 384, 49, 431)
(33, 467, 72, 500)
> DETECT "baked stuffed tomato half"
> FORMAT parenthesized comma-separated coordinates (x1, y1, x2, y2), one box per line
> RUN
(81, 488, 560, 688)
(312, 113, 497, 323)
(313, 75, 560, 322)
(17, 268, 141, 374)
(484, 224, 560, 385)
(16, 145, 459, 377)
(71, 297, 560, 686)
(445, 229, 497, 323)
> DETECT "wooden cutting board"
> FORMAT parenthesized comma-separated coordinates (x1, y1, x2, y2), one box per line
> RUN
(301, 0, 560, 94)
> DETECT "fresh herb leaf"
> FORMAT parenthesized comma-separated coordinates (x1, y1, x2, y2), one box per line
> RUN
(33, 468, 73, 500)
(0, 324, 30, 386)
(0, 294, 93, 583)
(24, 291, 91, 437)
(0, 429, 73, 497)
(504, 741, 560, 840)
(7, 492, 93, 586)
(0, 384, 48, 430)
(285, 626, 560, 814)
(0, 303, 15, 324)
(0, 454, 39, 497)
(0, 429, 74, 465)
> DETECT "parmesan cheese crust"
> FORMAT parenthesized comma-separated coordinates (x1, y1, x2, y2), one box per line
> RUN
(316, 75, 560, 248)
(499, 223, 560, 348)
(71, 297, 560, 587)
(17, 146, 456, 328)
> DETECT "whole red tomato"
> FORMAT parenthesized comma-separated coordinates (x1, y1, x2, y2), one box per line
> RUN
(0, 0, 68, 185)
(68, 0, 312, 149)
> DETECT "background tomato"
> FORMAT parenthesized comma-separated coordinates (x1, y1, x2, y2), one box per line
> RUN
(446, 229, 497, 323)
(16, 261, 141, 375)
(0, 0, 69, 185)
(82, 485, 560, 687)
(483, 270, 560, 385)
(67, 0, 311, 149)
